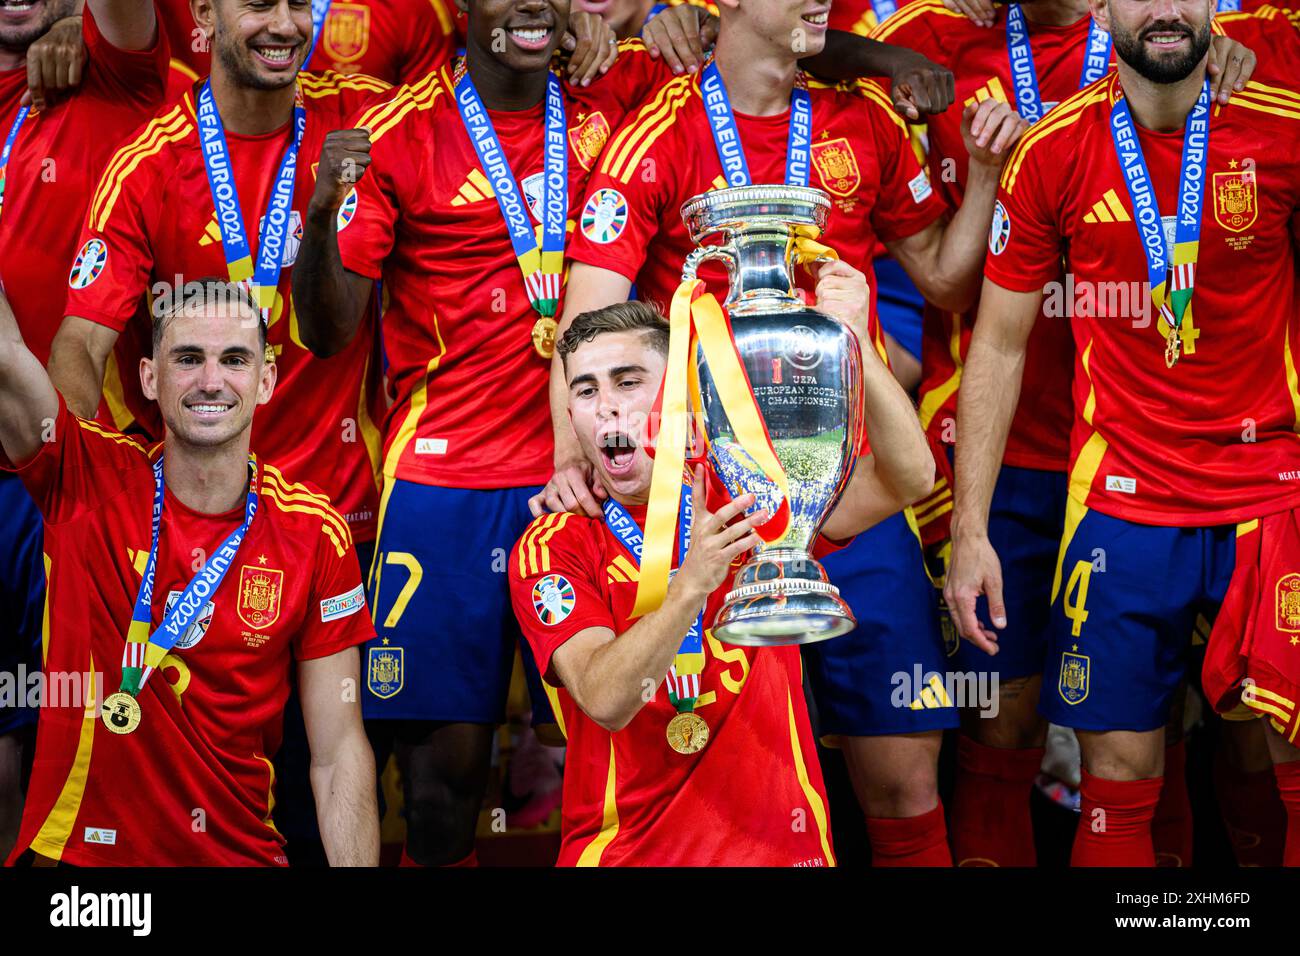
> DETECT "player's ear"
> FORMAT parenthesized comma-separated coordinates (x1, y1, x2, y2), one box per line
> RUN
(140, 356, 158, 403)
(190, 0, 217, 40)
(1088, 0, 1111, 32)
(256, 355, 277, 407)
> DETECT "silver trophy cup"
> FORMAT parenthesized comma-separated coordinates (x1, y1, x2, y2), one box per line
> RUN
(681, 185, 863, 647)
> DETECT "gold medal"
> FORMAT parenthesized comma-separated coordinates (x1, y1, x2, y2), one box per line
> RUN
(101, 692, 142, 736)
(1165, 326, 1181, 368)
(532, 316, 558, 359)
(666, 712, 709, 755)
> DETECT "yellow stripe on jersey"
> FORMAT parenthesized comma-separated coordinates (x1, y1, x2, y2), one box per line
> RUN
(29, 654, 97, 862)
(299, 70, 392, 97)
(611, 554, 639, 583)
(1241, 79, 1300, 106)
(357, 70, 443, 143)
(255, 755, 282, 835)
(169, 57, 200, 83)
(262, 487, 350, 558)
(518, 513, 558, 577)
(428, 0, 454, 34)
(534, 513, 572, 574)
(857, 78, 910, 135)
(1231, 84, 1300, 122)
(75, 417, 145, 452)
(382, 311, 447, 479)
(1285, 325, 1300, 432)
(576, 741, 620, 866)
(90, 106, 191, 231)
(786, 687, 835, 866)
(262, 466, 352, 545)
(1002, 87, 1107, 194)
(542, 682, 568, 739)
(870, 0, 961, 41)
(917, 312, 963, 431)
(40, 552, 50, 667)
(602, 75, 695, 184)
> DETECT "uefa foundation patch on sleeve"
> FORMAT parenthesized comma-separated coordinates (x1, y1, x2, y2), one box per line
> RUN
(321, 584, 366, 622)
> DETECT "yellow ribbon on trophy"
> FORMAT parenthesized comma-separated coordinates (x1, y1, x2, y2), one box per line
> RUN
(630, 233, 839, 619)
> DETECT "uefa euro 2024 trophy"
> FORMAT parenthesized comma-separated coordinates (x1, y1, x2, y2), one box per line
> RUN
(680, 185, 863, 648)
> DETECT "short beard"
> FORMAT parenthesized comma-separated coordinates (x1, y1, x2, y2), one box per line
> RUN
(213, 31, 299, 91)
(0, 0, 79, 55)
(1112, 18, 1212, 84)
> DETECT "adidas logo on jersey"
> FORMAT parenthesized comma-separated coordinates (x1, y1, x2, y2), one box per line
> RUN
(963, 76, 1009, 110)
(1083, 189, 1133, 224)
(450, 168, 496, 206)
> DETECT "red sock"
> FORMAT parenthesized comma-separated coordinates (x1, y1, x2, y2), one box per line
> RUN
(1072, 771, 1163, 867)
(1152, 741, 1193, 867)
(949, 736, 1043, 867)
(1215, 759, 1285, 866)
(866, 804, 952, 867)
(400, 847, 479, 867)
(1273, 760, 1300, 867)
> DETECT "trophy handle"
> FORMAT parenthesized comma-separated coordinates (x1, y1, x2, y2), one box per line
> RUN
(681, 244, 739, 286)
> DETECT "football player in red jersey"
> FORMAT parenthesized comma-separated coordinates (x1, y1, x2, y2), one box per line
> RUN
(46, 0, 392, 867)
(554, 0, 1024, 866)
(293, 0, 955, 866)
(871, 0, 1259, 869)
(0, 279, 378, 866)
(0, 0, 170, 863)
(947, 0, 1300, 865)
(511, 262, 933, 865)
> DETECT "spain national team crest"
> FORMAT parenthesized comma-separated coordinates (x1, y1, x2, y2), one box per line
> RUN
(1276, 573, 1300, 633)
(568, 111, 611, 172)
(367, 644, 404, 699)
(1213, 167, 1258, 234)
(532, 574, 575, 625)
(810, 138, 861, 198)
(1058, 651, 1090, 705)
(321, 3, 370, 64)
(237, 565, 283, 630)
(69, 238, 107, 289)
(580, 188, 627, 244)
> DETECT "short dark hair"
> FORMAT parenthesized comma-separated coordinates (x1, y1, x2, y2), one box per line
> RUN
(557, 300, 669, 370)
(151, 278, 266, 356)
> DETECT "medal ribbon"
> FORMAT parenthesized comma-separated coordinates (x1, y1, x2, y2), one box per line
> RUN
(454, 66, 568, 318)
(305, 0, 334, 65)
(118, 456, 258, 698)
(0, 104, 29, 226)
(1217, 0, 1240, 10)
(1109, 79, 1211, 341)
(700, 59, 812, 189)
(604, 486, 705, 711)
(1006, 5, 1112, 124)
(871, 0, 899, 22)
(196, 79, 307, 315)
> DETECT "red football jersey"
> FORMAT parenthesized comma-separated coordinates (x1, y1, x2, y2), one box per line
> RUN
(985, 73, 1300, 526)
(159, 0, 457, 96)
(565, 72, 947, 332)
(1216, 4, 1300, 75)
(0, 12, 168, 390)
(872, 0, 1102, 472)
(509, 499, 835, 867)
(337, 45, 672, 489)
(4, 398, 373, 866)
(63, 72, 391, 541)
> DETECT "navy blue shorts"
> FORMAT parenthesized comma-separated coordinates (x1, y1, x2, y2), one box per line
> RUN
(362, 480, 554, 726)
(0, 473, 43, 734)
(803, 510, 958, 736)
(1040, 501, 1236, 733)
(873, 256, 924, 363)
(951, 464, 1068, 682)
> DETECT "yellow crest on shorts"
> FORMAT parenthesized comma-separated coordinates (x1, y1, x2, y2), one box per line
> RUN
(1058, 651, 1089, 705)
(1276, 572, 1300, 633)
(322, 3, 371, 64)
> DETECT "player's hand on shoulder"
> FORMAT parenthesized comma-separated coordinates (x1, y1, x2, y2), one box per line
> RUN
(641, 3, 715, 75)
(310, 127, 373, 216)
(942, 528, 1006, 656)
(674, 466, 766, 604)
(23, 15, 84, 111)
(530, 455, 608, 518)
(562, 10, 619, 87)
(1206, 35, 1256, 106)
(812, 259, 871, 347)
(887, 48, 956, 121)
(941, 0, 996, 28)
(962, 97, 1028, 170)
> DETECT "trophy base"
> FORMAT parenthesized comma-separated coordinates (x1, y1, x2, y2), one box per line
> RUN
(712, 550, 856, 648)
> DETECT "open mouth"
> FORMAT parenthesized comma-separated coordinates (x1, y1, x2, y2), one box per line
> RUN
(250, 42, 300, 69)
(599, 430, 638, 478)
(0, 1, 42, 20)
(801, 9, 830, 27)
(1142, 27, 1192, 48)
(506, 24, 554, 52)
